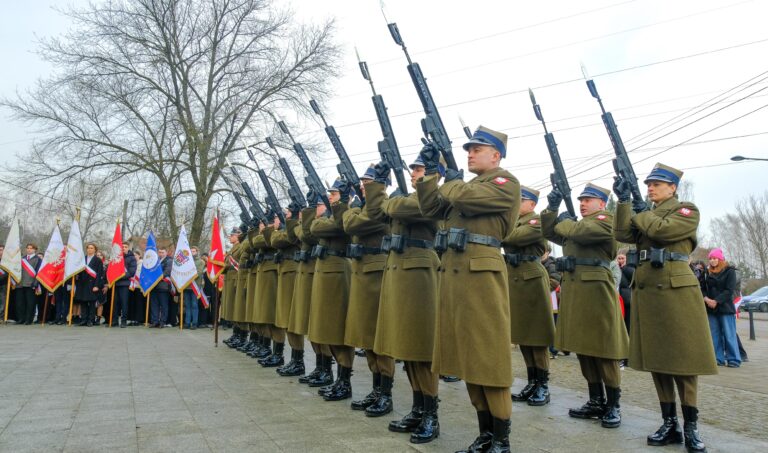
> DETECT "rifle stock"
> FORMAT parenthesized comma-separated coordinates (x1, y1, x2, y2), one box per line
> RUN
(309, 100, 363, 200)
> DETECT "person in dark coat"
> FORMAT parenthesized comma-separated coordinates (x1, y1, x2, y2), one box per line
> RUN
(617, 252, 635, 334)
(150, 248, 172, 328)
(112, 242, 137, 327)
(704, 248, 741, 368)
(17, 244, 42, 325)
(76, 243, 105, 326)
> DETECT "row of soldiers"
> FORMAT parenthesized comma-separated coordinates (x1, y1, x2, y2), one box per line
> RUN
(218, 126, 713, 453)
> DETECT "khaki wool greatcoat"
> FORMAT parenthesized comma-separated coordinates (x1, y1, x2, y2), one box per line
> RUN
(252, 230, 278, 325)
(287, 209, 318, 335)
(417, 167, 519, 388)
(541, 209, 629, 359)
(366, 182, 440, 362)
(342, 204, 389, 349)
(231, 236, 251, 323)
(269, 220, 301, 329)
(308, 203, 351, 345)
(244, 231, 259, 323)
(503, 211, 556, 347)
(221, 241, 241, 321)
(615, 198, 717, 376)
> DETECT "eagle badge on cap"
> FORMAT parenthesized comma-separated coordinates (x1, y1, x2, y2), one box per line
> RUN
(678, 208, 692, 217)
(493, 177, 508, 185)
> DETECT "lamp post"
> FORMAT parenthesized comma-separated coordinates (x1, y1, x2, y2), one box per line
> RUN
(731, 155, 768, 162)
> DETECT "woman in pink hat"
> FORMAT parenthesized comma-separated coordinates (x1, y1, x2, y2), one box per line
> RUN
(704, 248, 741, 368)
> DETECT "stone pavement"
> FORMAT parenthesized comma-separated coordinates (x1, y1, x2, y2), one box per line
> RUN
(0, 319, 766, 453)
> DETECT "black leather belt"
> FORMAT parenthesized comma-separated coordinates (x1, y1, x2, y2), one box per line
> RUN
(347, 244, 385, 260)
(627, 248, 689, 268)
(503, 253, 540, 267)
(293, 250, 315, 263)
(435, 228, 502, 252)
(466, 233, 502, 248)
(311, 245, 346, 259)
(556, 256, 611, 272)
(381, 235, 434, 253)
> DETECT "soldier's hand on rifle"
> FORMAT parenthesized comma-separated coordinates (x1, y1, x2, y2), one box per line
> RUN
(444, 168, 463, 182)
(373, 161, 391, 184)
(338, 180, 353, 204)
(418, 143, 440, 175)
(612, 176, 632, 203)
(316, 203, 327, 218)
(239, 212, 249, 225)
(349, 195, 363, 209)
(632, 198, 650, 214)
(272, 216, 281, 229)
(306, 190, 318, 208)
(556, 211, 577, 224)
(288, 202, 301, 218)
(546, 189, 563, 212)
(258, 221, 266, 233)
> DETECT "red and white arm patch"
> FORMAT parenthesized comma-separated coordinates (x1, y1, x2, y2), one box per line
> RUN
(596, 214, 607, 220)
(493, 177, 508, 185)
(678, 207, 692, 217)
(528, 219, 538, 225)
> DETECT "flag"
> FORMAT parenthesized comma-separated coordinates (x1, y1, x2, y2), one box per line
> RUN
(105, 221, 125, 287)
(37, 224, 67, 292)
(64, 219, 85, 281)
(170, 225, 197, 292)
(139, 231, 163, 295)
(0, 216, 22, 283)
(191, 280, 209, 309)
(207, 214, 225, 282)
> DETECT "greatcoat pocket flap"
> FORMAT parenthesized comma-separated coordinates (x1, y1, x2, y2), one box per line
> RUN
(320, 263, 346, 273)
(362, 261, 386, 273)
(402, 258, 434, 270)
(670, 274, 699, 288)
(522, 270, 542, 280)
(580, 271, 609, 282)
(469, 256, 505, 272)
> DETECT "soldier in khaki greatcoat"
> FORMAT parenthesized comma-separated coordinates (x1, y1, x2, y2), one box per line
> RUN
(417, 126, 519, 453)
(613, 163, 716, 453)
(342, 167, 393, 416)
(541, 182, 629, 430)
(253, 219, 282, 367)
(366, 157, 441, 444)
(504, 186, 556, 407)
(231, 230, 254, 352)
(222, 228, 245, 347)
(308, 180, 354, 401)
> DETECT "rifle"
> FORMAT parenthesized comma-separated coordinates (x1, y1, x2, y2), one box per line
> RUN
(219, 171, 252, 226)
(584, 74, 645, 204)
(224, 158, 268, 225)
(529, 89, 577, 218)
(265, 136, 307, 209)
(356, 53, 409, 194)
(276, 121, 332, 211)
(309, 100, 363, 200)
(245, 146, 286, 226)
(385, 20, 458, 171)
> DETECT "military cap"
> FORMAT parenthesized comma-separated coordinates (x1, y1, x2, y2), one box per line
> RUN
(644, 162, 682, 185)
(410, 155, 447, 177)
(462, 125, 508, 158)
(229, 227, 242, 235)
(577, 182, 610, 202)
(327, 178, 345, 193)
(520, 185, 540, 203)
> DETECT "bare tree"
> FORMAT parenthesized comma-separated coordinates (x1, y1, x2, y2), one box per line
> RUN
(1, 0, 339, 244)
(709, 191, 768, 279)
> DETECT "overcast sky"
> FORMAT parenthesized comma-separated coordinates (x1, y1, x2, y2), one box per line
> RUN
(2, 0, 767, 244)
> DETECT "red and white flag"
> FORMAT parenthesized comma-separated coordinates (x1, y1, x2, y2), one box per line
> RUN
(106, 222, 125, 287)
(0, 216, 22, 284)
(37, 224, 67, 292)
(206, 214, 225, 282)
(191, 280, 210, 308)
(64, 219, 85, 281)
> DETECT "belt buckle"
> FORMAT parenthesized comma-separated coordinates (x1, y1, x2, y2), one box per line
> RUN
(639, 249, 648, 261)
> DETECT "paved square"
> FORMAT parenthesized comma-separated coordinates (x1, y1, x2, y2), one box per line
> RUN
(0, 320, 765, 452)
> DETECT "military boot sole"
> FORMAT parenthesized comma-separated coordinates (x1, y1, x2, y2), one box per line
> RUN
(277, 366, 305, 377)
(601, 418, 621, 429)
(527, 395, 550, 406)
(409, 427, 440, 444)
(364, 404, 393, 417)
(568, 406, 605, 419)
(260, 358, 285, 368)
(388, 419, 422, 433)
(307, 378, 334, 388)
(647, 433, 683, 446)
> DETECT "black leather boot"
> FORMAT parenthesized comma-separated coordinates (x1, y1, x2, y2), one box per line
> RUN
(365, 374, 393, 417)
(277, 349, 305, 376)
(455, 410, 493, 453)
(236, 333, 255, 352)
(487, 417, 511, 453)
(260, 342, 285, 367)
(527, 368, 550, 406)
(569, 382, 606, 419)
(223, 327, 237, 346)
(601, 387, 622, 428)
(307, 354, 334, 387)
(647, 402, 683, 446)
(511, 367, 536, 402)
(318, 363, 342, 396)
(231, 329, 248, 348)
(352, 373, 381, 411)
(253, 336, 272, 359)
(246, 334, 262, 357)
(410, 395, 439, 444)
(682, 405, 707, 452)
(324, 366, 352, 401)
(389, 391, 424, 433)
(299, 353, 322, 384)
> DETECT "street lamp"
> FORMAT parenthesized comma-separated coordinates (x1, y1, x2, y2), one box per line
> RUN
(731, 155, 768, 162)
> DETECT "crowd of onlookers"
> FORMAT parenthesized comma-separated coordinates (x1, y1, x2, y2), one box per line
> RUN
(0, 243, 219, 329)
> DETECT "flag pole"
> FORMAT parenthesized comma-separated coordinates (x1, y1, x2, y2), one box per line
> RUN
(145, 289, 151, 327)
(213, 284, 219, 347)
(179, 286, 184, 331)
(3, 281, 11, 323)
(67, 276, 75, 326)
(108, 287, 115, 328)
(41, 292, 49, 326)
